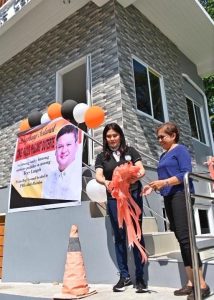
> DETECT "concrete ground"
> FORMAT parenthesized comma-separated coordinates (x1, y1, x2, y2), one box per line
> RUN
(0, 283, 213, 300)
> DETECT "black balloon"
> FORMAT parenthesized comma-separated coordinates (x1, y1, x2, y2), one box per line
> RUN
(61, 99, 78, 121)
(28, 110, 43, 127)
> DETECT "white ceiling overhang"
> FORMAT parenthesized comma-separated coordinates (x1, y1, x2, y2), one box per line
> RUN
(0, 0, 213, 77)
(127, 0, 214, 78)
(0, 0, 90, 66)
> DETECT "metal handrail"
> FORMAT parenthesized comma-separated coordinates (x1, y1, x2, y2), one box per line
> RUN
(184, 172, 214, 300)
(81, 129, 102, 147)
(143, 203, 169, 224)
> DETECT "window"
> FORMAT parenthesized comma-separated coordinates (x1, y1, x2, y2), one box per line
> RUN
(133, 59, 165, 122)
(56, 56, 93, 165)
(186, 98, 206, 143)
(194, 206, 214, 235)
(198, 209, 210, 234)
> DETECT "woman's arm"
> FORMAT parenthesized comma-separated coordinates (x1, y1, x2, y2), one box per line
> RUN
(129, 147, 145, 178)
(149, 176, 181, 191)
(95, 168, 110, 189)
(128, 160, 145, 184)
(134, 160, 145, 178)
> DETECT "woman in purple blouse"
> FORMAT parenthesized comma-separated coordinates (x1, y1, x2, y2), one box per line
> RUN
(149, 122, 210, 300)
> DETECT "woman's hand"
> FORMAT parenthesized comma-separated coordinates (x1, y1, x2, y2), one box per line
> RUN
(135, 161, 145, 178)
(149, 180, 167, 191)
(141, 185, 153, 196)
(104, 180, 111, 191)
(96, 168, 111, 190)
(129, 169, 145, 184)
(132, 160, 145, 183)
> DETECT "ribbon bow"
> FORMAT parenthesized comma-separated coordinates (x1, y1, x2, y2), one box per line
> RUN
(108, 162, 148, 262)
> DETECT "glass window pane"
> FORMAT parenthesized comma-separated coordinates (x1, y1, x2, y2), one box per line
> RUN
(186, 98, 198, 139)
(133, 60, 151, 115)
(198, 209, 210, 234)
(149, 71, 164, 122)
(195, 105, 206, 143)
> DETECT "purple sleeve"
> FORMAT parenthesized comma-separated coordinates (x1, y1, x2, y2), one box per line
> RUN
(175, 146, 192, 182)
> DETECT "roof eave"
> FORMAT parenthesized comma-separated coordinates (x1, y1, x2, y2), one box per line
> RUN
(0, 0, 213, 78)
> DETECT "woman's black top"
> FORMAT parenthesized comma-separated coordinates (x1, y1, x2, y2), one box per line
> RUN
(95, 146, 142, 196)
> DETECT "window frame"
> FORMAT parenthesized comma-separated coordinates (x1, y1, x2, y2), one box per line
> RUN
(185, 95, 208, 145)
(55, 55, 94, 165)
(132, 55, 168, 123)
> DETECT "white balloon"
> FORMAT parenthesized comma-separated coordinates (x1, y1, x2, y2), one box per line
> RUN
(86, 179, 107, 202)
(73, 103, 89, 123)
(41, 113, 51, 124)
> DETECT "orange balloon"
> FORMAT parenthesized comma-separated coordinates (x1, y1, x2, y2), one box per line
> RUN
(47, 102, 62, 120)
(19, 119, 30, 132)
(84, 106, 105, 129)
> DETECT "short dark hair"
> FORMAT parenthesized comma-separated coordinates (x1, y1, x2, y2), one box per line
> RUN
(102, 122, 127, 158)
(156, 122, 180, 143)
(56, 124, 78, 142)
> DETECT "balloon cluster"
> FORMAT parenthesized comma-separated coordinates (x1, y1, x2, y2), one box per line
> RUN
(19, 100, 105, 132)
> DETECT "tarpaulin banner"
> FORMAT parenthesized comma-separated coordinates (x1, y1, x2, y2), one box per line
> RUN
(9, 118, 83, 212)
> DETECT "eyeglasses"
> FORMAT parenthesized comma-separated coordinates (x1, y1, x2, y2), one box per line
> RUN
(157, 135, 167, 140)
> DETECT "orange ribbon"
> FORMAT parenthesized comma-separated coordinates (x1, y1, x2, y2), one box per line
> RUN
(109, 162, 148, 262)
(207, 157, 214, 179)
(205, 157, 214, 189)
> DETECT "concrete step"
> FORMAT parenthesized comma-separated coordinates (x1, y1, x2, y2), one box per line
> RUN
(144, 231, 180, 256)
(147, 243, 214, 289)
(196, 235, 214, 251)
(143, 217, 158, 233)
(148, 255, 214, 289)
(145, 232, 214, 257)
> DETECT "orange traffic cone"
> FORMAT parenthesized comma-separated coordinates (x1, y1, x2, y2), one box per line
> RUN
(54, 225, 97, 299)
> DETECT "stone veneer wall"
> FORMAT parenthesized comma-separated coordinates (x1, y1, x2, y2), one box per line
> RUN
(0, 0, 201, 187)
(0, 1, 122, 187)
(115, 2, 195, 165)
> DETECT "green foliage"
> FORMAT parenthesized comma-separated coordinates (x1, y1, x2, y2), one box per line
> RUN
(200, 0, 214, 18)
(199, 0, 214, 135)
(203, 76, 214, 114)
(203, 75, 214, 135)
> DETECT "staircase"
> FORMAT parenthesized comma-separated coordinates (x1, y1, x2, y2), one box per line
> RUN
(81, 170, 214, 290)
(142, 217, 214, 289)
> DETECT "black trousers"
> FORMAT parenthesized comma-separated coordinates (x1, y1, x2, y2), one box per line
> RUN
(107, 186, 145, 279)
(164, 191, 202, 268)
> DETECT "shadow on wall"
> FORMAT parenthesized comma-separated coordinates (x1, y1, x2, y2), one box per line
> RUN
(104, 216, 118, 277)
(0, 186, 10, 213)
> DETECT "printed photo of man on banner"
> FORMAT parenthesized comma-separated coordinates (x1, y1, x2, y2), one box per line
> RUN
(9, 118, 83, 212)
